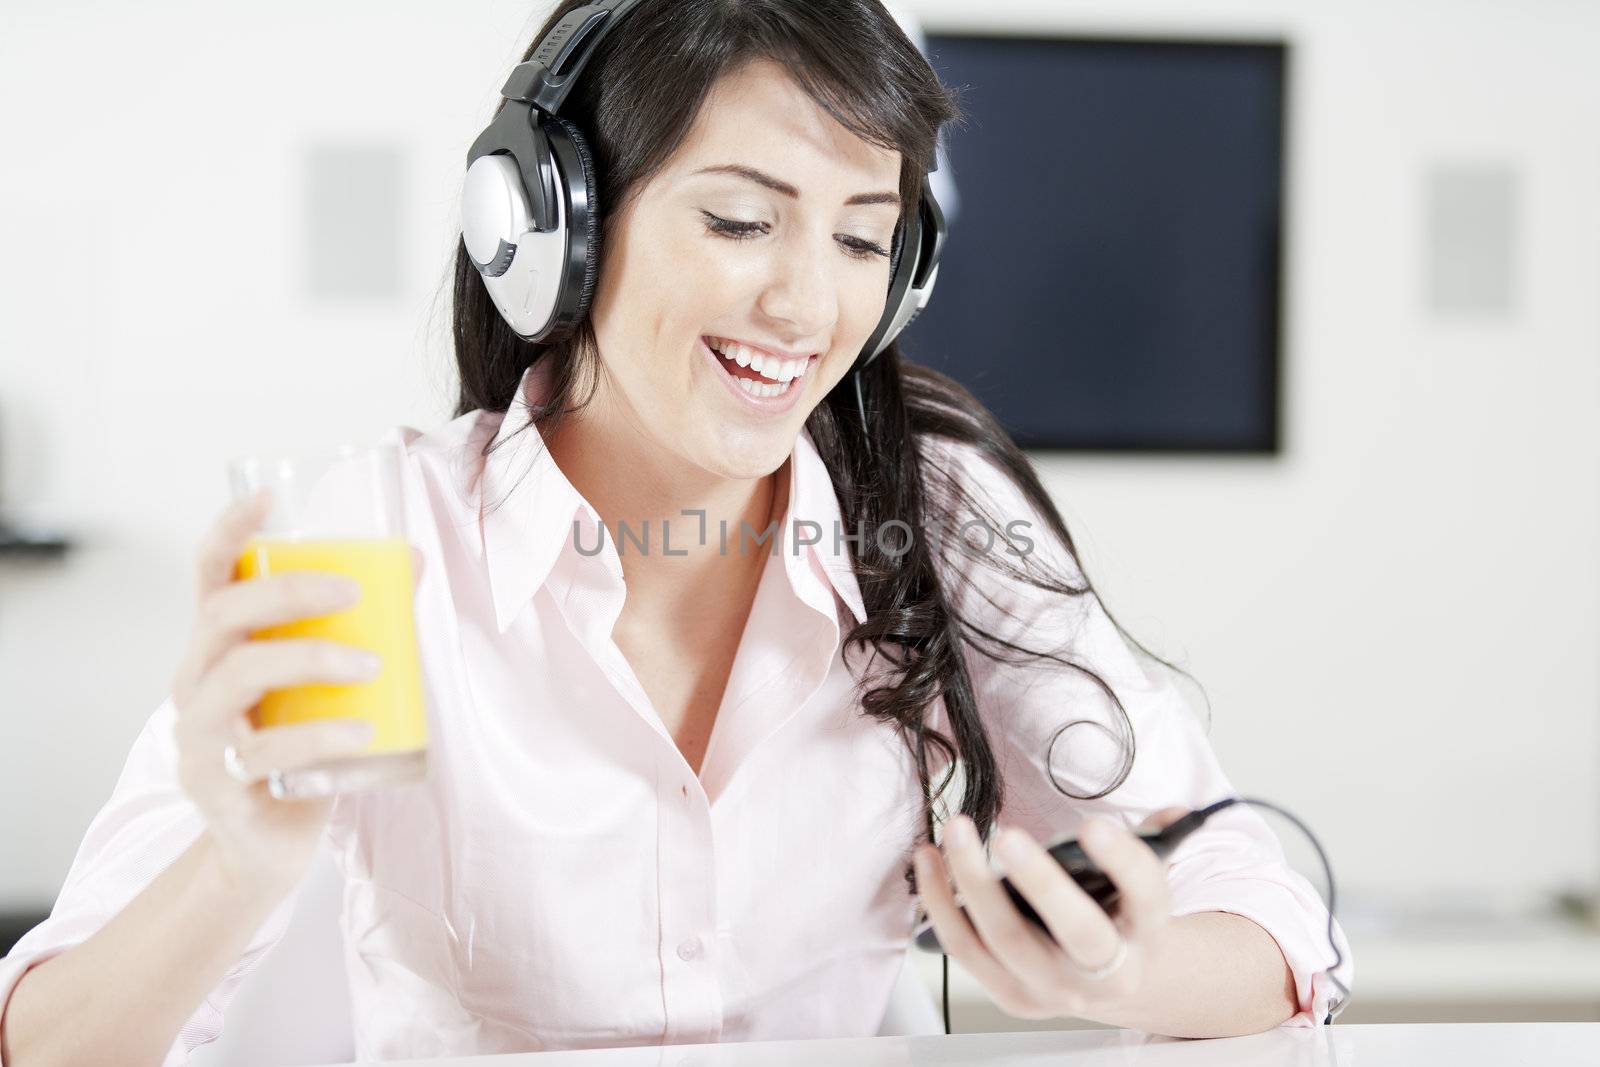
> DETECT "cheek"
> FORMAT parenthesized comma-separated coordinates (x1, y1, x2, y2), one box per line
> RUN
(659, 237, 748, 340)
(607, 229, 728, 385)
(828, 280, 889, 369)
(814, 348, 863, 402)
(622, 222, 890, 384)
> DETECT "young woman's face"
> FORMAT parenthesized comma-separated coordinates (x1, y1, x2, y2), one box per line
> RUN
(586, 57, 903, 481)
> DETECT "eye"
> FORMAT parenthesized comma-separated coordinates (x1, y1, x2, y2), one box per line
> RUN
(700, 211, 890, 262)
(701, 210, 767, 241)
(839, 235, 892, 261)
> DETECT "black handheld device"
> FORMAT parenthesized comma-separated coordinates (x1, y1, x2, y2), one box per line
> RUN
(912, 796, 1351, 1027)
(913, 806, 1213, 953)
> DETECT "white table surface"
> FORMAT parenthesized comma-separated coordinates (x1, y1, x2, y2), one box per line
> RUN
(309, 1023, 1600, 1066)
(909, 922, 1600, 1011)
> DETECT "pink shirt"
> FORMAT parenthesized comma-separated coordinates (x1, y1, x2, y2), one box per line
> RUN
(0, 361, 1351, 1064)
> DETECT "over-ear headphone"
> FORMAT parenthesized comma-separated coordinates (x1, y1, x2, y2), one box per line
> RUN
(460, 0, 946, 394)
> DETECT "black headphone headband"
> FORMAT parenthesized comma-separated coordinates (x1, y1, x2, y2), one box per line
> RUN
(461, 0, 944, 398)
(500, 0, 642, 115)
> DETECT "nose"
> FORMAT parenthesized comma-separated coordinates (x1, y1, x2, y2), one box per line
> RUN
(755, 228, 838, 341)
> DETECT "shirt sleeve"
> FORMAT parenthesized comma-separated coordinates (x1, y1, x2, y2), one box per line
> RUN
(929, 438, 1353, 1028)
(0, 696, 303, 1066)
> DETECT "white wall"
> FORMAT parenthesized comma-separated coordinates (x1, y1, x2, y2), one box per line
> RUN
(2, 0, 1596, 920)
(911, 0, 1600, 904)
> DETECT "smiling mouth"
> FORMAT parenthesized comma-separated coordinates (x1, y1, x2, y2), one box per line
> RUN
(704, 336, 818, 399)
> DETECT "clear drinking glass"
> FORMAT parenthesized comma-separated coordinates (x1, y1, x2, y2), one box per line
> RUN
(226, 443, 430, 796)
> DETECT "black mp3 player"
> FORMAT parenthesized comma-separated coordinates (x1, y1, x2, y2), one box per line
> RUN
(913, 811, 1211, 953)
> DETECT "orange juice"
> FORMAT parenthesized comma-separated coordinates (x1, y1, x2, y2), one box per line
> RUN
(234, 537, 429, 756)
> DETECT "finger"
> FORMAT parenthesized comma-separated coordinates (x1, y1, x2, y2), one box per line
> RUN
(181, 638, 383, 736)
(940, 815, 1069, 995)
(1078, 817, 1172, 939)
(182, 571, 365, 686)
(1136, 806, 1191, 833)
(992, 825, 1122, 971)
(912, 844, 1033, 1012)
(223, 718, 376, 786)
(195, 489, 275, 602)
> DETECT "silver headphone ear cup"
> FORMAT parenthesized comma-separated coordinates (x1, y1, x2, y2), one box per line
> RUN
(465, 112, 598, 341)
(467, 116, 570, 339)
(462, 153, 530, 277)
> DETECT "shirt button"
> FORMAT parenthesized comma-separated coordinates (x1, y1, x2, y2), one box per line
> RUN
(676, 936, 703, 961)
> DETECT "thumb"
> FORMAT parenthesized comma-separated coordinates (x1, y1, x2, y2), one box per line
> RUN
(1137, 806, 1192, 833)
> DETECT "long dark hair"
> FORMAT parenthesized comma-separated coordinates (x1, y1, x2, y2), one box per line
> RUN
(450, 0, 1205, 857)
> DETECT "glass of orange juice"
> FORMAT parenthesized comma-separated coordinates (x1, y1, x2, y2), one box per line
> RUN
(226, 442, 429, 797)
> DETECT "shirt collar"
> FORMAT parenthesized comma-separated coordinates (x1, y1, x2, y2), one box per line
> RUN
(479, 360, 868, 634)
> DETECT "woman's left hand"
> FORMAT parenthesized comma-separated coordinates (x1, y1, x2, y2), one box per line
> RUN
(912, 806, 1191, 1024)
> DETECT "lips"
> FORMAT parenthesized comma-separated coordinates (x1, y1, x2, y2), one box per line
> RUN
(700, 335, 819, 415)
(703, 335, 818, 385)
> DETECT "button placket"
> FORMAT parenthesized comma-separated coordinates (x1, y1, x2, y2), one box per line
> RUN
(656, 759, 722, 1043)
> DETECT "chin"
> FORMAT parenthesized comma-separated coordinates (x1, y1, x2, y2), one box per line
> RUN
(715, 447, 790, 482)
(696, 428, 796, 481)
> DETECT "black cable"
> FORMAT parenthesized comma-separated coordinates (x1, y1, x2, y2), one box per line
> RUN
(1206, 796, 1352, 1024)
(910, 722, 949, 1035)
(935, 948, 948, 1031)
(853, 369, 871, 441)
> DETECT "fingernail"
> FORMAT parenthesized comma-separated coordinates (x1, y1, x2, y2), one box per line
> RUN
(994, 827, 1028, 864)
(355, 651, 383, 674)
(337, 721, 375, 745)
(327, 577, 364, 603)
(1082, 819, 1112, 847)
(947, 816, 977, 849)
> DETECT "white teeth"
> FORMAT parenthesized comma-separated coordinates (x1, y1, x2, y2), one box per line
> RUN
(733, 376, 789, 399)
(707, 337, 810, 384)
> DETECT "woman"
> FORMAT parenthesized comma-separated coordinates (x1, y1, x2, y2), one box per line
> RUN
(0, 1, 1351, 1063)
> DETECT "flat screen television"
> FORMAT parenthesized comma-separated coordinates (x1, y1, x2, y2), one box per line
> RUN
(904, 34, 1288, 452)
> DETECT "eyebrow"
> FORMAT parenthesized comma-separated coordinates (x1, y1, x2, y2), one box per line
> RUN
(692, 163, 900, 207)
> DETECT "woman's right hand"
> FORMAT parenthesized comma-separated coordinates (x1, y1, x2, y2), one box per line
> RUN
(170, 488, 382, 897)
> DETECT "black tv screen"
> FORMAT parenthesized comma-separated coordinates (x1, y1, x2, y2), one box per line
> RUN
(906, 35, 1287, 452)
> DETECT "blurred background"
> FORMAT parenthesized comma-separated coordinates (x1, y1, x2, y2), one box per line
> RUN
(2, 0, 1598, 1059)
